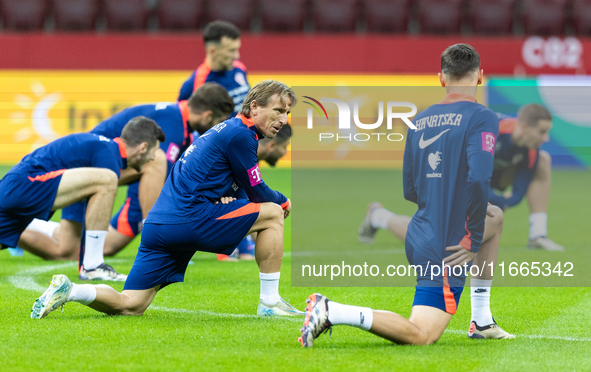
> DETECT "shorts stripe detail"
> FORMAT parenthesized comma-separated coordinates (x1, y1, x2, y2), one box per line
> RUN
(216, 203, 260, 220)
(459, 220, 471, 251)
(28, 169, 66, 182)
(442, 271, 457, 315)
(117, 197, 135, 238)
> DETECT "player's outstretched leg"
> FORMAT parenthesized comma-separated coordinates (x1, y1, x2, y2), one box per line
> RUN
(31, 274, 159, 319)
(299, 293, 453, 347)
(468, 205, 515, 339)
(249, 202, 303, 316)
(526, 150, 564, 251)
(358, 202, 411, 243)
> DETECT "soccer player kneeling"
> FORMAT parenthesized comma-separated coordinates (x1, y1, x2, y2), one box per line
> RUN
(31, 80, 303, 319)
(300, 44, 514, 347)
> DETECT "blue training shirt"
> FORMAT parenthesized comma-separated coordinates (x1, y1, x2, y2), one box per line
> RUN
(92, 101, 193, 173)
(147, 114, 288, 225)
(177, 60, 250, 116)
(9, 133, 126, 178)
(403, 93, 499, 255)
(488, 116, 539, 210)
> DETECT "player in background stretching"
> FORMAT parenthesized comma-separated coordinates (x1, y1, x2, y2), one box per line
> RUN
(32, 80, 303, 319)
(178, 20, 249, 117)
(1, 118, 164, 281)
(300, 44, 513, 347)
(360, 104, 562, 252)
(18, 84, 233, 276)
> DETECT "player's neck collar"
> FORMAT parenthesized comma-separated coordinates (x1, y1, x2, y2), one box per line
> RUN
(178, 100, 190, 146)
(438, 93, 477, 104)
(236, 114, 262, 140)
(113, 137, 127, 159)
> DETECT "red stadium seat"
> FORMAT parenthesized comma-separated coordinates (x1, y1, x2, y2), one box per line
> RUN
(260, 0, 306, 32)
(158, 0, 204, 30)
(53, 0, 99, 31)
(104, 0, 148, 31)
(312, 0, 359, 32)
(417, 0, 463, 34)
(363, 0, 411, 33)
(573, 0, 591, 35)
(469, 0, 515, 35)
(206, 0, 254, 31)
(521, 0, 567, 35)
(0, 0, 47, 30)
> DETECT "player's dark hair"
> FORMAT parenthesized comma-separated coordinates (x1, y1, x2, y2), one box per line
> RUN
(188, 82, 234, 120)
(260, 123, 292, 145)
(203, 20, 241, 45)
(441, 44, 481, 80)
(239, 80, 296, 118)
(121, 116, 165, 148)
(518, 104, 553, 127)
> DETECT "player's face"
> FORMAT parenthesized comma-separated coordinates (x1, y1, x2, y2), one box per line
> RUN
(263, 138, 290, 167)
(253, 94, 291, 139)
(524, 119, 552, 149)
(213, 37, 241, 70)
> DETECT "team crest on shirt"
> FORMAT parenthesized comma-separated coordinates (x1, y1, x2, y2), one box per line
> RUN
(427, 151, 442, 178)
(235, 72, 247, 86)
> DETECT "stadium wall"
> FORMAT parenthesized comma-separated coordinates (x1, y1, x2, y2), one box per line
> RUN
(0, 33, 589, 74)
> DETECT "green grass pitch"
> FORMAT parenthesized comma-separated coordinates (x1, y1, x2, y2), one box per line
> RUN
(1, 166, 590, 371)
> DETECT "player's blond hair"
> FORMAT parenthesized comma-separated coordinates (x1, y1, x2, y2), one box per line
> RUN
(239, 80, 296, 118)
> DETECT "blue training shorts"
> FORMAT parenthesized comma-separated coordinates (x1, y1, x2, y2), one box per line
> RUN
(0, 171, 63, 247)
(123, 199, 260, 290)
(405, 241, 465, 315)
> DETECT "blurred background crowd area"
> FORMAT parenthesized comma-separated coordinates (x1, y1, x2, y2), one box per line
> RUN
(1, 0, 591, 36)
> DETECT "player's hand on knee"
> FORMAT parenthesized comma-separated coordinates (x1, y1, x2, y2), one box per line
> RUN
(444, 244, 478, 267)
(216, 197, 236, 205)
(283, 199, 291, 219)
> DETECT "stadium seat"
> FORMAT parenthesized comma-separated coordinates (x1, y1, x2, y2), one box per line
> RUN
(158, 0, 204, 30)
(0, 0, 47, 30)
(468, 0, 515, 35)
(104, 0, 148, 31)
(521, 0, 567, 35)
(417, 0, 463, 34)
(312, 0, 359, 32)
(364, 0, 411, 33)
(573, 0, 591, 35)
(260, 0, 306, 32)
(53, 0, 99, 31)
(206, 0, 254, 31)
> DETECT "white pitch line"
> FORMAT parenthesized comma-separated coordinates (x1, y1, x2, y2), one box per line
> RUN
(149, 305, 302, 322)
(8, 262, 77, 292)
(445, 329, 591, 342)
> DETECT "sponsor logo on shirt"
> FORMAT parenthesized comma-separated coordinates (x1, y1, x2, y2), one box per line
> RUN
(166, 143, 180, 163)
(248, 165, 262, 187)
(482, 132, 496, 155)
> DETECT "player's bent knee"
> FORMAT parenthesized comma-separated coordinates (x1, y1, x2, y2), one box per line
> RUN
(261, 203, 284, 223)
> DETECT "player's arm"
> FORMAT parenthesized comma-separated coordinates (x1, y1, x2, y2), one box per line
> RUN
(118, 167, 141, 186)
(488, 168, 535, 210)
(227, 133, 289, 208)
(402, 129, 418, 204)
(177, 71, 196, 102)
(462, 111, 499, 253)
